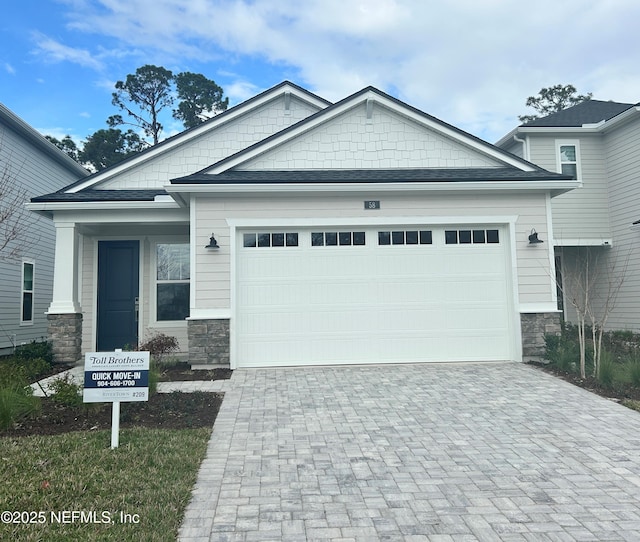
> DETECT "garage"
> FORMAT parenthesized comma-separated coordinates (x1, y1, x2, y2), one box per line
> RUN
(235, 225, 515, 367)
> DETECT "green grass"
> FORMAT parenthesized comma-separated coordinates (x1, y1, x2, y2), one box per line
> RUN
(0, 427, 211, 541)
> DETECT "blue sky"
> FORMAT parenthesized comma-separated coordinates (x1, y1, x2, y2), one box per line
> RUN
(2, 0, 640, 146)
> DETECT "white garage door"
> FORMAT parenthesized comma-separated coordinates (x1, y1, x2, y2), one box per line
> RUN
(235, 226, 513, 367)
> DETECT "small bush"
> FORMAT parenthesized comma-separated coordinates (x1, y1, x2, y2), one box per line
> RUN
(544, 332, 579, 373)
(48, 375, 83, 408)
(0, 384, 41, 431)
(627, 357, 640, 387)
(14, 340, 54, 364)
(138, 333, 180, 363)
(597, 351, 616, 388)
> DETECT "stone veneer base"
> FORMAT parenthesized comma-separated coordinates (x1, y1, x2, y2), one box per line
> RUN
(521, 312, 561, 359)
(188, 318, 230, 367)
(47, 313, 83, 365)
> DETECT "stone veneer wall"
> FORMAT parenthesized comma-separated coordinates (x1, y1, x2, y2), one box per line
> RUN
(521, 312, 561, 359)
(47, 313, 83, 364)
(188, 319, 230, 366)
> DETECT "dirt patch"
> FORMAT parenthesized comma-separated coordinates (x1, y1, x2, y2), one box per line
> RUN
(157, 363, 232, 382)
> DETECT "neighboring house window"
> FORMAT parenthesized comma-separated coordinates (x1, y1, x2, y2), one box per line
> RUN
(556, 141, 580, 180)
(156, 243, 190, 321)
(21, 261, 34, 323)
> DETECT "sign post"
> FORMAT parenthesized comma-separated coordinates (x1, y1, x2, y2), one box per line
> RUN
(83, 350, 150, 449)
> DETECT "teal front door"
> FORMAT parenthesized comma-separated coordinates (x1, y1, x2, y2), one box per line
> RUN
(97, 240, 140, 351)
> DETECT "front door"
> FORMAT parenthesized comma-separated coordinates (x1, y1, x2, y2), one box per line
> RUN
(97, 240, 140, 351)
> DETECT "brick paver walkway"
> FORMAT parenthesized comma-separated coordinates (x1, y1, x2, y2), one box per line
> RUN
(178, 362, 640, 541)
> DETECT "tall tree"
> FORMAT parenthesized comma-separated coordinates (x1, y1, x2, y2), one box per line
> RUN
(173, 72, 229, 129)
(519, 84, 592, 124)
(45, 135, 80, 162)
(109, 65, 174, 145)
(79, 128, 147, 172)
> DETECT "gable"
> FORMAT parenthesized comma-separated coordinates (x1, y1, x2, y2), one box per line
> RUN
(235, 101, 506, 171)
(97, 93, 324, 190)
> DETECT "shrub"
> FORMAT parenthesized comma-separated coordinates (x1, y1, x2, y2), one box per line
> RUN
(544, 332, 579, 373)
(14, 340, 54, 364)
(48, 375, 83, 408)
(627, 356, 640, 387)
(138, 333, 179, 363)
(0, 382, 41, 431)
(597, 350, 616, 388)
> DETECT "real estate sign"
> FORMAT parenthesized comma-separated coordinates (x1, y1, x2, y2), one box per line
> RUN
(83, 351, 150, 403)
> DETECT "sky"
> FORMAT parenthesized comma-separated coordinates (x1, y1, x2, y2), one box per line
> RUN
(2, 0, 640, 147)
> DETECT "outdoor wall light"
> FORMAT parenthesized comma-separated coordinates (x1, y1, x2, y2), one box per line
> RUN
(528, 228, 544, 244)
(205, 233, 220, 249)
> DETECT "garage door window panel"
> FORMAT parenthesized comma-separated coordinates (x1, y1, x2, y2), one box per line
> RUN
(312, 231, 365, 247)
(446, 229, 500, 245)
(243, 232, 299, 248)
(379, 230, 432, 246)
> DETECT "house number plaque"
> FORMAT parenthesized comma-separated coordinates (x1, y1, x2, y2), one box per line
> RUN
(364, 200, 380, 210)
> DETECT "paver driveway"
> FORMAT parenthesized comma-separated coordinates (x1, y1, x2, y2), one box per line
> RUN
(178, 363, 640, 541)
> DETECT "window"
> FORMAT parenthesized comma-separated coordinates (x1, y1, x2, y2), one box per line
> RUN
(243, 232, 299, 247)
(312, 231, 365, 246)
(378, 230, 432, 245)
(156, 244, 189, 321)
(557, 141, 580, 180)
(445, 229, 499, 245)
(21, 261, 34, 323)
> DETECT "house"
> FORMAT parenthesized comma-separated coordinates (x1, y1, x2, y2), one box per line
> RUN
(28, 82, 577, 368)
(0, 103, 88, 355)
(497, 100, 640, 332)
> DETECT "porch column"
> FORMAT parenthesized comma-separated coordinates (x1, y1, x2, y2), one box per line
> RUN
(47, 221, 82, 363)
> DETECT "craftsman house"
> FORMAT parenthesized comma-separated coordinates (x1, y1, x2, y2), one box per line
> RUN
(0, 103, 87, 355)
(29, 82, 577, 367)
(497, 100, 640, 332)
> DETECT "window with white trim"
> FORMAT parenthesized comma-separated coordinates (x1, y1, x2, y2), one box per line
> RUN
(556, 141, 580, 180)
(156, 243, 190, 321)
(21, 261, 34, 323)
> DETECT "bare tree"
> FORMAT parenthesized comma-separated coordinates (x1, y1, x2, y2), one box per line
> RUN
(0, 147, 35, 261)
(559, 247, 628, 378)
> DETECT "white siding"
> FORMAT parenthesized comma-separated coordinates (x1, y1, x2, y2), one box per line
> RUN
(600, 121, 640, 330)
(240, 103, 505, 171)
(0, 121, 84, 352)
(192, 192, 553, 312)
(100, 95, 321, 189)
(528, 134, 610, 242)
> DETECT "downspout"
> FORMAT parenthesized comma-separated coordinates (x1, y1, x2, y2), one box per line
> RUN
(513, 133, 530, 161)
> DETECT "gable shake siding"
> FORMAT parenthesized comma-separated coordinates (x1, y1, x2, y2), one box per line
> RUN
(100, 96, 322, 190)
(239, 105, 504, 171)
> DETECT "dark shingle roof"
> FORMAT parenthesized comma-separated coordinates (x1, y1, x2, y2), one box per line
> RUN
(31, 189, 168, 203)
(522, 100, 635, 127)
(172, 168, 571, 185)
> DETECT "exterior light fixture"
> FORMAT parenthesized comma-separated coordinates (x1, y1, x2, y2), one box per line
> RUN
(528, 228, 544, 245)
(205, 233, 220, 249)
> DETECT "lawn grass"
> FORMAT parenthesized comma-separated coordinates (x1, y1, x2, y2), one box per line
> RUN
(0, 427, 212, 541)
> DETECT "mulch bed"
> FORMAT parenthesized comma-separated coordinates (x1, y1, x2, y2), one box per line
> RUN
(528, 361, 640, 403)
(2, 363, 231, 438)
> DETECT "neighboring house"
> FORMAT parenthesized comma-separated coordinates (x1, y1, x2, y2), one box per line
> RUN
(28, 82, 577, 368)
(0, 103, 88, 355)
(497, 100, 640, 332)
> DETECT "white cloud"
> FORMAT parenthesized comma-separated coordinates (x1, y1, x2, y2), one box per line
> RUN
(4, 63, 15, 75)
(51, 0, 640, 140)
(32, 31, 104, 70)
